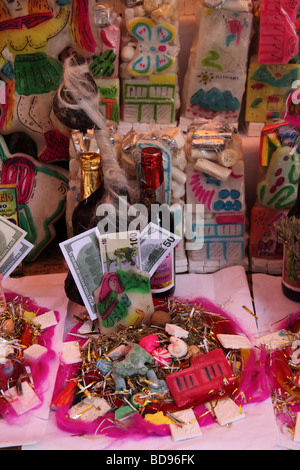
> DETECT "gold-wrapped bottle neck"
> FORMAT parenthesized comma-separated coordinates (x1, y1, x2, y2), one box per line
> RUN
(80, 152, 103, 201)
(80, 152, 102, 171)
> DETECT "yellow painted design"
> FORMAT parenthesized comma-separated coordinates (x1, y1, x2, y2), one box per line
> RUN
(149, 74, 177, 85)
(0, 6, 70, 58)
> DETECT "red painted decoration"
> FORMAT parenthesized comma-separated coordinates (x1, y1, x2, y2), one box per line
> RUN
(166, 348, 236, 407)
(258, 0, 299, 64)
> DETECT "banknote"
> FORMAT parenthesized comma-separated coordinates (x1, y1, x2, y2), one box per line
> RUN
(139, 222, 181, 277)
(98, 230, 141, 273)
(0, 215, 27, 267)
(60, 227, 104, 320)
(1, 238, 34, 280)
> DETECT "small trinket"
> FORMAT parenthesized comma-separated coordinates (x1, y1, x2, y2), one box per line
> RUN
(139, 334, 160, 354)
(107, 344, 129, 360)
(144, 411, 171, 425)
(112, 371, 126, 391)
(69, 396, 111, 422)
(130, 392, 147, 409)
(168, 336, 188, 358)
(150, 310, 171, 327)
(152, 347, 172, 366)
(1, 318, 14, 334)
(166, 349, 236, 407)
(4, 381, 42, 416)
(23, 344, 48, 362)
(169, 408, 202, 442)
(146, 369, 168, 393)
(96, 358, 113, 375)
(187, 345, 200, 357)
(205, 397, 245, 426)
(216, 334, 254, 350)
(113, 344, 153, 377)
(165, 323, 188, 339)
(115, 405, 135, 420)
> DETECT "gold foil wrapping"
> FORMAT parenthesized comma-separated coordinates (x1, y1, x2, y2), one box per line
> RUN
(80, 152, 103, 200)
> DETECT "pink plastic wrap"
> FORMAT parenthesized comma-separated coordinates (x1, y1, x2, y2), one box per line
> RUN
(258, 0, 300, 64)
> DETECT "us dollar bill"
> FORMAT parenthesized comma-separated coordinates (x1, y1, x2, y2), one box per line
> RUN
(0, 215, 27, 267)
(0, 238, 34, 280)
(60, 227, 104, 320)
(139, 222, 181, 277)
(98, 230, 141, 273)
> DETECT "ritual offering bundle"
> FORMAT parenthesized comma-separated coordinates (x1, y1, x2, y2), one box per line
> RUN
(52, 296, 269, 441)
(0, 289, 59, 422)
(259, 312, 300, 444)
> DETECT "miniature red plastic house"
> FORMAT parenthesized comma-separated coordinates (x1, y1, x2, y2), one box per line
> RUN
(166, 348, 237, 407)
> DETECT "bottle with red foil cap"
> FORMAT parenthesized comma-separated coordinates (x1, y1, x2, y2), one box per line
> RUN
(139, 147, 175, 298)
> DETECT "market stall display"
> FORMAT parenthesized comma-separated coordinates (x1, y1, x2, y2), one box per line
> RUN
(0, 0, 298, 452)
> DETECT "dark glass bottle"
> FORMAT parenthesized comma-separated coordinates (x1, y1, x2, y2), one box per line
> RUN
(65, 150, 103, 305)
(72, 151, 103, 236)
(66, 141, 132, 305)
(139, 147, 175, 298)
(282, 176, 300, 301)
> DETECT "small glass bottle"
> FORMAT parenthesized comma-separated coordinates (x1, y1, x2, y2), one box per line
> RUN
(139, 147, 175, 298)
(282, 176, 300, 302)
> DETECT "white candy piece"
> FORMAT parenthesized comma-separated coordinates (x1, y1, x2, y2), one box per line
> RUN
(190, 148, 218, 161)
(205, 397, 245, 426)
(165, 323, 188, 338)
(23, 343, 48, 361)
(217, 334, 253, 350)
(33, 310, 57, 330)
(107, 344, 129, 361)
(217, 148, 239, 168)
(169, 408, 202, 442)
(121, 45, 135, 63)
(194, 158, 232, 181)
(166, 128, 185, 148)
(168, 336, 188, 358)
(134, 5, 146, 16)
(68, 396, 111, 422)
(61, 341, 82, 364)
(171, 181, 185, 200)
(172, 166, 187, 185)
(4, 381, 42, 415)
(172, 148, 187, 171)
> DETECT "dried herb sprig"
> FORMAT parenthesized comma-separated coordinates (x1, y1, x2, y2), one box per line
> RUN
(275, 216, 300, 261)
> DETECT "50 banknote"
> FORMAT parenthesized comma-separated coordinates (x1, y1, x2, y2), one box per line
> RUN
(60, 223, 181, 320)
